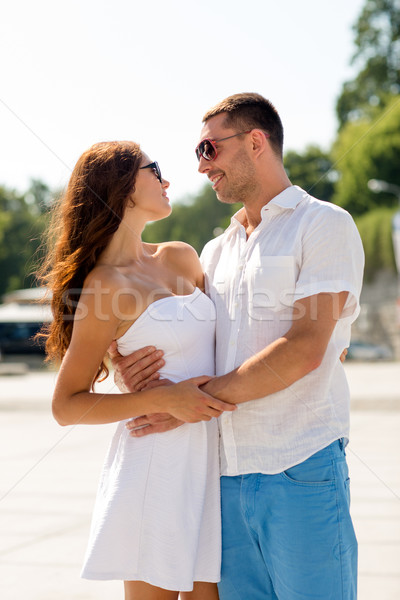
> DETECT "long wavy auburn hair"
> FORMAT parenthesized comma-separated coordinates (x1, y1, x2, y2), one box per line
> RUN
(37, 141, 142, 386)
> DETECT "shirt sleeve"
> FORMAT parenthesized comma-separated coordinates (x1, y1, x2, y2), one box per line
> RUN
(294, 205, 365, 322)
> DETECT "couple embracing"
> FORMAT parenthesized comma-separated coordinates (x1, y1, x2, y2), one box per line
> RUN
(41, 92, 364, 600)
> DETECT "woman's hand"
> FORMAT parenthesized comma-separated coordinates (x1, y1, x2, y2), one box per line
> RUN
(126, 378, 182, 437)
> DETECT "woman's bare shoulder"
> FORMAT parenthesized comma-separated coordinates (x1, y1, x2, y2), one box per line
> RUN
(152, 242, 203, 289)
(150, 240, 199, 262)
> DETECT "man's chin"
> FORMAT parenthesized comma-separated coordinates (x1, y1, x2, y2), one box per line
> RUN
(215, 190, 236, 205)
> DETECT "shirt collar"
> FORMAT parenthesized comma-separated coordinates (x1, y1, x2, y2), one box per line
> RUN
(228, 185, 305, 231)
(261, 185, 305, 213)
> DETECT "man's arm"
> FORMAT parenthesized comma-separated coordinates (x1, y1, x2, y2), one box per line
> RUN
(202, 291, 348, 403)
(117, 291, 348, 436)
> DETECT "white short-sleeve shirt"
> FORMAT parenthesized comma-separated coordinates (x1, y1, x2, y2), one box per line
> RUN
(200, 185, 365, 475)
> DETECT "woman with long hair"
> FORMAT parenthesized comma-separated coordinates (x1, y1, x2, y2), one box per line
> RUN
(38, 140, 236, 600)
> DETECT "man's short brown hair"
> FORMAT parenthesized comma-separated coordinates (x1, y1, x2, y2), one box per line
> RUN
(203, 92, 284, 159)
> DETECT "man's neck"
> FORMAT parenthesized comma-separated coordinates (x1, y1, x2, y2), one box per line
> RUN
(242, 181, 292, 237)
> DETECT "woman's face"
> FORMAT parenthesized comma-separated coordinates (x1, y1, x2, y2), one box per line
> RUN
(130, 153, 171, 220)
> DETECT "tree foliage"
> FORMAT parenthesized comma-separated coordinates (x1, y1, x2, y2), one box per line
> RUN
(332, 94, 400, 215)
(336, 0, 400, 129)
(355, 206, 398, 280)
(284, 146, 335, 202)
(0, 182, 50, 298)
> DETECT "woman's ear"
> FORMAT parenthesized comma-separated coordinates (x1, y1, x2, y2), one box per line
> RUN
(126, 192, 136, 208)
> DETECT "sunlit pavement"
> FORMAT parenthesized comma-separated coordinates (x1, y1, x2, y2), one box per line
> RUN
(0, 362, 399, 599)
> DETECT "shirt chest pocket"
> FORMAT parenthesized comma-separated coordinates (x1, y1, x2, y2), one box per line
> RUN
(251, 256, 296, 312)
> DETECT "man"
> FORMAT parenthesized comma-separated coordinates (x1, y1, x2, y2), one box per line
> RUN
(111, 93, 364, 599)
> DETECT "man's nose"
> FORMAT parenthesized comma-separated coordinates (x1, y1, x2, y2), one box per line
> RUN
(198, 155, 211, 174)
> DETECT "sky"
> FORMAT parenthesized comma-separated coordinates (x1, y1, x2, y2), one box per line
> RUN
(0, 0, 366, 203)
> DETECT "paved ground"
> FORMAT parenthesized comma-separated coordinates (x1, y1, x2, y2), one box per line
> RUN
(0, 362, 399, 599)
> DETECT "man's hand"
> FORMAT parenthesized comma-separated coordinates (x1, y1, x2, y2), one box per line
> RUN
(108, 341, 164, 392)
(126, 413, 183, 437)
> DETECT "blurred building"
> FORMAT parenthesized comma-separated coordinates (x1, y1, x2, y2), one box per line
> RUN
(0, 287, 52, 354)
(351, 272, 399, 361)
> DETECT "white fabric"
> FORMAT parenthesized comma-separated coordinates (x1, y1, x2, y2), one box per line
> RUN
(200, 185, 364, 476)
(81, 289, 221, 591)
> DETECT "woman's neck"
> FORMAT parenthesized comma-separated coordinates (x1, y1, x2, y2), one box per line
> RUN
(97, 219, 147, 266)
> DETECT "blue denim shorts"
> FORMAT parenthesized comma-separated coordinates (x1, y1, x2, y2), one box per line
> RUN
(218, 440, 357, 599)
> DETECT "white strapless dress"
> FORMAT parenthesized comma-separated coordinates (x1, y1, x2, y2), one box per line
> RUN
(81, 289, 221, 591)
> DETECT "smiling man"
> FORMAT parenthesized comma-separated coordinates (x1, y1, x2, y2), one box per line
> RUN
(113, 93, 364, 599)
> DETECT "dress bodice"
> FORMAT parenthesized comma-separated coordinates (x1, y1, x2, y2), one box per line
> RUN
(117, 288, 216, 382)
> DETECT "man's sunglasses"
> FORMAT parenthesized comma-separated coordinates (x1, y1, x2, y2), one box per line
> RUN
(195, 130, 270, 162)
(140, 161, 162, 183)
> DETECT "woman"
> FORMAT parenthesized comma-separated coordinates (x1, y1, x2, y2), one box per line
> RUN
(38, 141, 236, 600)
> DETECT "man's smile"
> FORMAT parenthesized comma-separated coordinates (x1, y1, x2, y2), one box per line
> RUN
(209, 173, 224, 189)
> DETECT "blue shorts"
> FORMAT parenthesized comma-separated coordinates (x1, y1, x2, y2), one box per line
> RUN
(218, 440, 357, 599)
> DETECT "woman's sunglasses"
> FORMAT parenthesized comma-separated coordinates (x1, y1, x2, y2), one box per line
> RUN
(140, 161, 162, 183)
(195, 130, 270, 162)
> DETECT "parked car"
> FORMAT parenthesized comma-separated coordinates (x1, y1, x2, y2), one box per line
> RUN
(347, 340, 393, 361)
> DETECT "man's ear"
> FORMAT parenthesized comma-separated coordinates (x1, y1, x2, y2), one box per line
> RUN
(250, 129, 268, 157)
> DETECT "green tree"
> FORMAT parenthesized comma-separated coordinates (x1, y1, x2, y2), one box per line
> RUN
(336, 0, 400, 129)
(284, 145, 336, 202)
(143, 184, 241, 254)
(0, 182, 50, 298)
(355, 207, 397, 280)
(25, 179, 53, 214)
(332, 94, 400, 215)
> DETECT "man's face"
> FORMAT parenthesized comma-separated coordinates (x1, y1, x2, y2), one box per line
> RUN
(197, 114, 257, 204)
